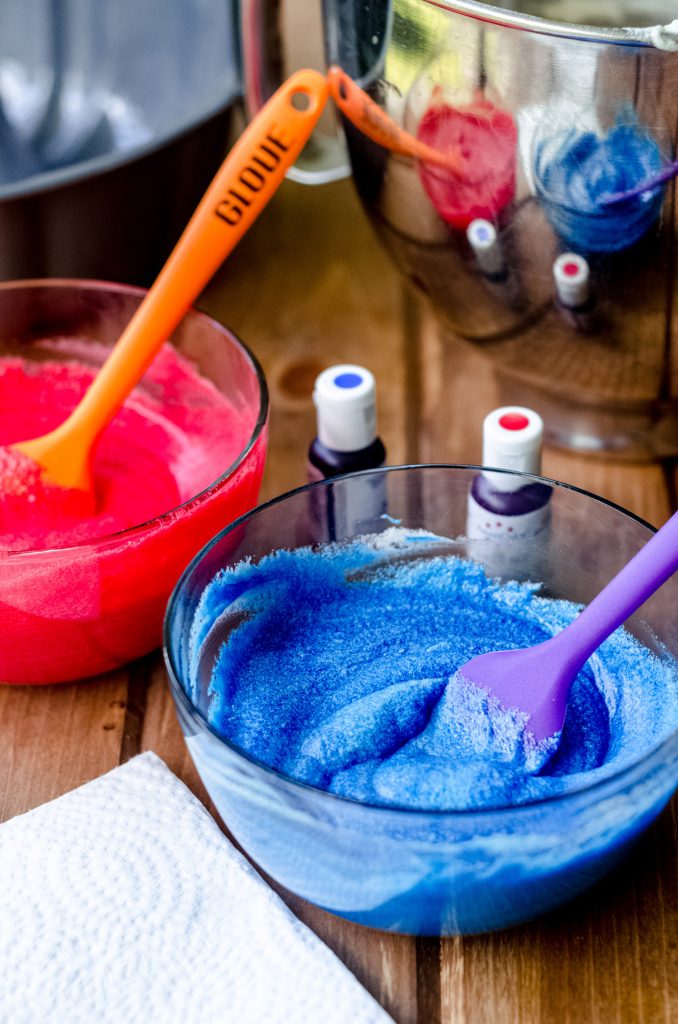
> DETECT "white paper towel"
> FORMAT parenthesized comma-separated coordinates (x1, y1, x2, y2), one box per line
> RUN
(0, 752, 393, 1024)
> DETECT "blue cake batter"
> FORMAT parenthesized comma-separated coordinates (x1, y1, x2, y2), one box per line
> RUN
(535, 111, 665, 253)
(188, 529, 678, 812)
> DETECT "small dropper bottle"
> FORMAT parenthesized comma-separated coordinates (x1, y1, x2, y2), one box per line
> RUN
(466, 218, 525, 310)
(308, 365, 386, 482)
(467, 406, 551, 540)
(553, 252, 600, 333)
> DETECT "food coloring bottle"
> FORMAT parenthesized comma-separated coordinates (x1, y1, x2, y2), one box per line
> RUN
(467, 218, 507, 281)
(553, 252, 599, 333)
(467, 406, 551, 541)
(308, 365, 387, 541)
(308, 365, 386, 481)
(467, 218, 524, 309)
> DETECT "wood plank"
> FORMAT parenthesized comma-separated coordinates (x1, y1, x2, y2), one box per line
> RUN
(417, 299, 677, 1024)
(435, 799, 678, 1024)
(646, 41, 678, 408)
(544, 447, 672, 526)
(199, 177, 411, 501)
(0, 670, 128, 823)
(139, 656, 214, 811)
(142, 177, 420, 1024)
(141, 657, 419, 1024)
(284, 897, 418, 1024)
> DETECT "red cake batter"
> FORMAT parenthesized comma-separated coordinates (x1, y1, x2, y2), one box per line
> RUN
(0, 341, 249, 552)
(0, 339, 268, 683)
(417, 94, 517, 230)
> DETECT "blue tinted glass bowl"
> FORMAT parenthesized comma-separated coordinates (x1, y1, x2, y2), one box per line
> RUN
(164, 465, 678, 935)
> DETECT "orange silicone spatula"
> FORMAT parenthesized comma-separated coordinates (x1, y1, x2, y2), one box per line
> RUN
(12, 69, 329, 493)
(327, 65, 462, 174)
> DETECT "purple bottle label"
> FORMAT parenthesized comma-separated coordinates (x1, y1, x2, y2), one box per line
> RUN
(466, 493, 550, 539)
(466, 475, 552, 540)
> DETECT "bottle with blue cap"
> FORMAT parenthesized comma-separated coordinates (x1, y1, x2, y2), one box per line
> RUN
(308, 364, 387, 541)
(467, 406, 552, 542)
(308, 364, 386, 481)
(466, 217, 525, 309)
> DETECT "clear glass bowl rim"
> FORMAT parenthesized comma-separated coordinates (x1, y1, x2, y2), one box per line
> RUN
(0, 278, 269, 561)
(163, 462, 678, 818)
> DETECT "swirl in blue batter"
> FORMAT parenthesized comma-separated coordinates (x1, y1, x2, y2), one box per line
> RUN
(535, 111, 665, 253)
(188, 529, 678, 812)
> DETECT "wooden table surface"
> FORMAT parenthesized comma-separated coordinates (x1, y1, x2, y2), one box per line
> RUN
(2, 178, 677, 1024)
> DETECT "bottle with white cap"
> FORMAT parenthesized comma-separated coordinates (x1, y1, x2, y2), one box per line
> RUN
(466, 406, 552, 542)
(466, 218, 525, 309)
(467, 219, 507, 281)
(307, 364, 387, 542)
(553, 252, 600, 333)
(308, 364, 386, 481)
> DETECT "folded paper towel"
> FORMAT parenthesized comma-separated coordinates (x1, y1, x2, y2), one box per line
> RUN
(0, 752, 392, 1024)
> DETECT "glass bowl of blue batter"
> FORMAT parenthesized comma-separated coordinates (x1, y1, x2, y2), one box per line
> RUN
(164, 465, 678, 935)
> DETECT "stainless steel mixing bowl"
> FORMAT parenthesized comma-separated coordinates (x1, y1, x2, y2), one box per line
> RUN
(0, 0, 240, 284)
(245, 0, 678, 457)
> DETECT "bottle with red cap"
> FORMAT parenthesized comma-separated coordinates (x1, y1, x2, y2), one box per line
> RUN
(466, 406, 552, 541)
(553, 252, 600, 333)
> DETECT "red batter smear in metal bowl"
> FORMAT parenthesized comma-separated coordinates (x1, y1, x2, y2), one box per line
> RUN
(417, 91, 517, 230)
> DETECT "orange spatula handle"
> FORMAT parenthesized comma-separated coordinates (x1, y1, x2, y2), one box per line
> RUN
(327, 66, 461, 174)
(43, 70, 328, 467)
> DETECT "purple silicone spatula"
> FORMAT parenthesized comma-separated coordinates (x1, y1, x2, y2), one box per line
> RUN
(601, 158, 678, 206)
(457, 510, 678, 754)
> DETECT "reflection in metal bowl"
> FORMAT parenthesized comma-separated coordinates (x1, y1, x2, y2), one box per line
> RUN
(323, 0, 678, 457)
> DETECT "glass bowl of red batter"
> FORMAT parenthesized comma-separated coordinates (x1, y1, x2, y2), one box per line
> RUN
(0, 280, 268, 684)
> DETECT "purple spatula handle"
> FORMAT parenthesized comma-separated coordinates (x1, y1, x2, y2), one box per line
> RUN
(602, 160, 678, 206)
(553, 510, 678, 674)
